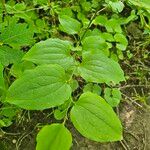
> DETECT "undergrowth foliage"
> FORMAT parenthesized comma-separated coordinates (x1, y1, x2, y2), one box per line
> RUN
(0, 0, 150, 149)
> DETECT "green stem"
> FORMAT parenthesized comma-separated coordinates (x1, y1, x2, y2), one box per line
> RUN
(2, 0, 6, 14)
(79, 7, 107, 44)
(62, 99, 73, 125)
(2, 0, 9, 24)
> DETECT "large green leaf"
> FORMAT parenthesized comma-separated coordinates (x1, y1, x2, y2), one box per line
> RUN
(0, 21, 34, 48)
(59, 15, 81, 34)
(78, 51, 125, 84)
(0, 46, 24, 66)
(23, 38, 74, 69)
(6, 64, 72, 110)
(70, 92, 123, 142)
(36, 123, 72, 150)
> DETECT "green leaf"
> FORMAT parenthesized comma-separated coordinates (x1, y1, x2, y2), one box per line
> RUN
(78, 51, 125, 84)
(81, 1, 91, 12)
(10, 61, 35, 78)
(104, 88, 121, 107)
(110, 52, 119, 62)
(70, 79, 79, 91)
(105, 19, 122, 33)
(82, 36, 109, 56)
(33, 0, 48, 5)
(117, 49, 124, 60)
(36, 124, 72, 150)
(93, 15, 108, 26)
(6, 64, 72, 110)
(0, 21, 34, 48)
(102, 32, 115, 42)
(81, 29, 102, 40)
(70, 92, 123, 142)
(54, 109, 67, 120)
(0, 46, 24, 66)
(108, 1, 124, 13)
(83, 83, 102, 95)
(0, 120, 7, 127)
(0, 118, 12, 127)
(59, 15, 81, 34)
(77, 12, 89, 27)
(14, 2, 26, 11)
(54, 99, 72, 120)
(23, 38, 74, 69)
(60, 8, 73, 17)
(128, 0, 150, 12)
(0, 104, 19, 119)
(114, 33, 128, 51)
(121, 10, 137, 25)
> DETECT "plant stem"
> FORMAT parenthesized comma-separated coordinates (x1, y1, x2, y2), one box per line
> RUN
(2, 0, 6, 14)
(79, 7, 107, 44)
(2, 0, 9, 24)
(62, 100, 73, 125)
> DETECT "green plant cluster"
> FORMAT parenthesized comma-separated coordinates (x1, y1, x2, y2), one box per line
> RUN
(0, 0, 149, 149)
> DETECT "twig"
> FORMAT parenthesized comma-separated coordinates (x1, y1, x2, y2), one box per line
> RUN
(16, 124, 38, 150)
(119, 84, 150, 89)
(17, 110, 27, 125)
(16, 132, 27, 150)
(0, 128, 21, 137)
(122, 93, 143, 108)
(116, 106, 120, 117)
(120, 140, 129, 150)
(3, 132, 21, 136)
(124, 131, 139, 141)
(142, 123, 146, 150)
(123, 139, 130, 150)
